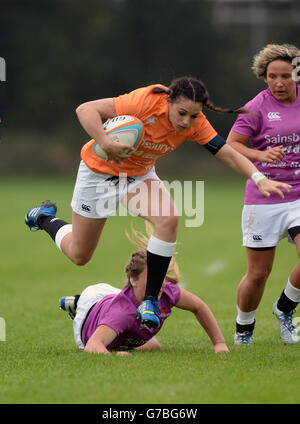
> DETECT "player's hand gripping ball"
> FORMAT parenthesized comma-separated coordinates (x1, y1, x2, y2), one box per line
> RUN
(93, 115, 145, 159)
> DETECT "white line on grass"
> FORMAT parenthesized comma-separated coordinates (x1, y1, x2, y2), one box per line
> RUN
(203, 260, 227, 276)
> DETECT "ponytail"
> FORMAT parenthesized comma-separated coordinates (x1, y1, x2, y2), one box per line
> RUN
(153, 77, 248, 114)
(204, 100, 248, 115)
(153, 86, 171, 95)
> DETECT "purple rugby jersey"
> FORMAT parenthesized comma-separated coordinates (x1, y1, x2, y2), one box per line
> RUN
(81, 281, 181, 351)
(232, 87, 300, 204)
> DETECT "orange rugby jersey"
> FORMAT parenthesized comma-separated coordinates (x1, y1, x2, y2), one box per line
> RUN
(80, 84, 218, 176)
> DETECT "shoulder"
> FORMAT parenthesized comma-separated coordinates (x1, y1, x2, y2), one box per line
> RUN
(243, 89, 271, 111)
(232, 90, 269, 129)
(99, 286, 137, 329)
(115, 84, 167, 102)
(161, 281, 181, 305)
(113, 84, 167, 117)
(115, 284, 135, 301)
(187, 111, 218, 143)
(137, 84, 168, 107)
(192, 111, 210, 126)
(105, 285, 136, 310)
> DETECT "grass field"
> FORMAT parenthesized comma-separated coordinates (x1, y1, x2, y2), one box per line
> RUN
(1, 176, 299, 405)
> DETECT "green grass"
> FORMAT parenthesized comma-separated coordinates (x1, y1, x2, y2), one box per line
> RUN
(1, 176, 299, 404)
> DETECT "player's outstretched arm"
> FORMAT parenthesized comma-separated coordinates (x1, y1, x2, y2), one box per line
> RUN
(216, 144, 291, 198)
(226, 130, 286, 164)
(135, 337, 161, 351)
(84, 324, 131, 356)
(175, 288, 229, 353)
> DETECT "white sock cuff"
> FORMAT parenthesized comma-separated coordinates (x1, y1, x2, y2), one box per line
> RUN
(284, 278, 300, 303)
(236, 305, 256, 325)
(147, 235, 176, 257)
(55, 224, 72, 251)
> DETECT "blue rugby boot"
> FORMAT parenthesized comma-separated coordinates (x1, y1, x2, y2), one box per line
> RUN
(25, 200, 57, 232)
(136, 296, 160, 329)
(59, 295, 80, 320)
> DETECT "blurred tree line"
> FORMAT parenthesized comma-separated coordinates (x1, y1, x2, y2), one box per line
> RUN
(1, 0, 299, 178)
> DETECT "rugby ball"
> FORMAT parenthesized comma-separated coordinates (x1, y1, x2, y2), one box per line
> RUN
(93, 115, 145, 159)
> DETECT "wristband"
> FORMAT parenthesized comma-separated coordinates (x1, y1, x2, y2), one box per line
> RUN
(251, 172, 266, 185)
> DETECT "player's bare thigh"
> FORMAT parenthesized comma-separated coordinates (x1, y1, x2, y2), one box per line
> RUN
(245, 246, 275, 279)
(61, 211, 107, 265)
(124, 178, 178, 242)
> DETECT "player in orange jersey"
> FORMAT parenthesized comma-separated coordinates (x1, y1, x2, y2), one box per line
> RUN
(25, 76, 291, 330)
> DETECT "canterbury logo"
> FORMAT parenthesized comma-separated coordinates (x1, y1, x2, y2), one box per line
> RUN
(81, 204, 91, 212)
(146, 116, 157, 125)
(267, 112, 281, 120)
(253, 235, 262, 241)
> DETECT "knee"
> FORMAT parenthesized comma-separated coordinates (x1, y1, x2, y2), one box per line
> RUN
(157, 214, 178, 235)
(71, 253, 92, 266)
(247, 266, 272, 285)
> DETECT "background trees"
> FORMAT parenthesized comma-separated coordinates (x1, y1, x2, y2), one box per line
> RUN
(1, 0, 299, 177)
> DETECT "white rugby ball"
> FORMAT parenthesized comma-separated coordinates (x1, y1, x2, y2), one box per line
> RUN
(93, 115, 145, 159)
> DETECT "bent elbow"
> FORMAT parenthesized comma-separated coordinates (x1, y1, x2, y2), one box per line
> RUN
(75, 103, 87, 117)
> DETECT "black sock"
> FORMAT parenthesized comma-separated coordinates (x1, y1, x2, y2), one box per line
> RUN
(74, 295, 80, 310)
(38, 216, 69, 242)
(277, 291, 299, 314)
(144, 251, 172, 300)
(236, 320, 255, 333)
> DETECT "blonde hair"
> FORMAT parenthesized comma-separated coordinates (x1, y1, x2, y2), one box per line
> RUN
(252, 43, 300, 80)
(125, 222, 180, 285)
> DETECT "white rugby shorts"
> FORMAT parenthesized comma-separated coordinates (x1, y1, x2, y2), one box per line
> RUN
(71, 160, 160, 218)
(73, 283, 121, 350)
(242, 199, 300, 248)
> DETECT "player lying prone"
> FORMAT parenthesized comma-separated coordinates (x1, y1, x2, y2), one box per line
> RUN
(60, 226, 229, 355)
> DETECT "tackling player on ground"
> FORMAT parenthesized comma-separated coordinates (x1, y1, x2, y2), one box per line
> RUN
(59, 224, 230, 355)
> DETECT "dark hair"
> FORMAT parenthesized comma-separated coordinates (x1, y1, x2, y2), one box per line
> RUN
(153, 76, 247, 114)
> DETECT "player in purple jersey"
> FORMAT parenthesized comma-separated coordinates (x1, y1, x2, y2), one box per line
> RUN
(227, 43, 300, 345)
(59, 226, 229, 355)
